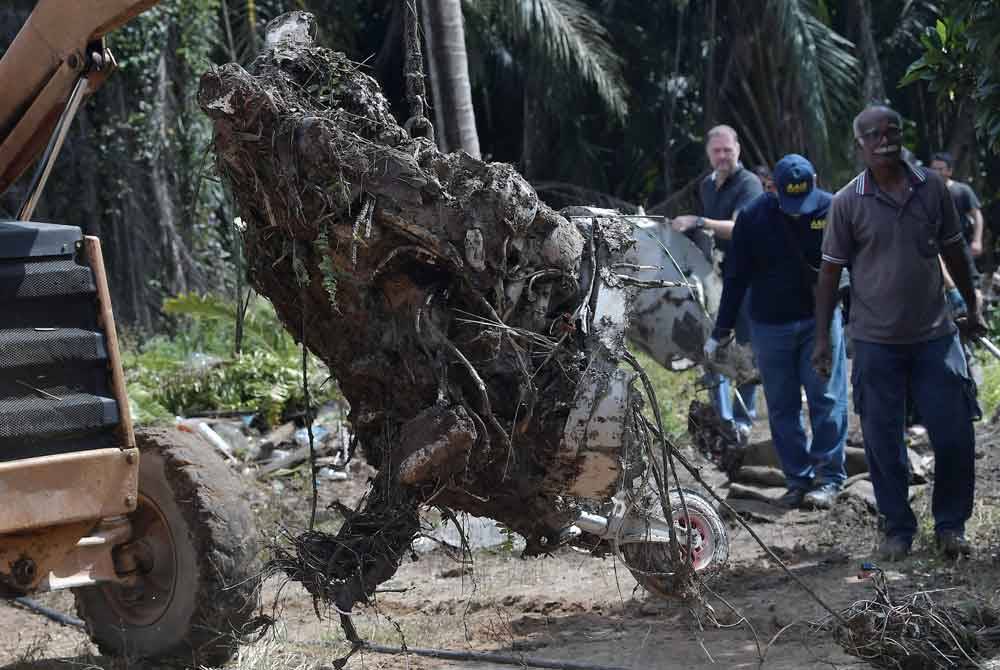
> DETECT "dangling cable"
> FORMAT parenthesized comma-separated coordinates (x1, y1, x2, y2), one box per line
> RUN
(402, 0, 435, 144)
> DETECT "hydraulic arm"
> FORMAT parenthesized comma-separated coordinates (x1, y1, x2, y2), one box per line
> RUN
(0, 0, 161, 200)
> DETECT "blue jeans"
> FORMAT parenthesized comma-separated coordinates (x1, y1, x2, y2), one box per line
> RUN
(852, 333, 978, 542)
(751, 311, 848, 491)
(705, 292, 758, 428)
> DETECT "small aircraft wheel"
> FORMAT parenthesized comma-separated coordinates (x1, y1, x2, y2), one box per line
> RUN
(620, 488, 729, 598)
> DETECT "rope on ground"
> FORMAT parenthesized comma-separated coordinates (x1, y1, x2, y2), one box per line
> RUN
(12, 596, 84, 629)
(329, 642, 633, 670)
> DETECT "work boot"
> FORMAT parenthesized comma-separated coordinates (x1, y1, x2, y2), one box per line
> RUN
(776, 487, 806, 509)
(936, 531, 972, 560)
(802, 482, 840, 510)
(877, 536, 912, 562)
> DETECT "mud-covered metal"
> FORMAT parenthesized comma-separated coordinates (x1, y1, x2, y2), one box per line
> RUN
(564, 208, 758, 384)
(550, 216, 639, 500)
(198, 18, 739, 610)
(564, 207, 719, 370)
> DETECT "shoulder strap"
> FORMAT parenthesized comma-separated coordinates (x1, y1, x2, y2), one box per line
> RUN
(779, 215, 819, 278)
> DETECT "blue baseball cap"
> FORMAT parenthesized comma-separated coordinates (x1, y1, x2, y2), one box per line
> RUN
(773, 154, 821, 215)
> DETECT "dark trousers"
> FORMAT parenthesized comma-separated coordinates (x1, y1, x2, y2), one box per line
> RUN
(852, 333, 978, 542)
(751, 310, 848, 491)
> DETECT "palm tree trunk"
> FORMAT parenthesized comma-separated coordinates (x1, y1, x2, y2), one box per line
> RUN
(420, 0, 480, 158)
(854, 0, 885, 105)
(662, 3, 687, 198)
(420, 0, 449, 152)
(704, 0, 718, 129)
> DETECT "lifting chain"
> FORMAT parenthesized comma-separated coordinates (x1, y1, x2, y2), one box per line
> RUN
(402, 0, 435, 144)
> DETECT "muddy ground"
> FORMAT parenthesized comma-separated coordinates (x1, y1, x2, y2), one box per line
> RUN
(3, 403, 1000, 670)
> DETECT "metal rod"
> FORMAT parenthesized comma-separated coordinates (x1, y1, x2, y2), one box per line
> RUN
(732, 386, 751, 419)
(574, 511, 609, 535)
(978, 336, 1000, 361)
(17, 76, 89, 221)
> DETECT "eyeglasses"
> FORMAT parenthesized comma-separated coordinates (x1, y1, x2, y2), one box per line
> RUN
(856, 124, 902, 143)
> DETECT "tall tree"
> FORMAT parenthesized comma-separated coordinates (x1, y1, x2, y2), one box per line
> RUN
(420, 0, 481, 157)
(851, 0, 887, 105)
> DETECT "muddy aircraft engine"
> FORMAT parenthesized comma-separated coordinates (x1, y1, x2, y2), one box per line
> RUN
(199, 11, 734, 613)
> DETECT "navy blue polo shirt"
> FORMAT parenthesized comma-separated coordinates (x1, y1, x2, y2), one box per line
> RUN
(715, 189, 833, 333)
(699, 164, 764, 259)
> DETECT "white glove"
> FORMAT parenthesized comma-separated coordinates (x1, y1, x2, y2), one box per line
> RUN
(704, 330, 734, 362)
(703, 337, 720, 360)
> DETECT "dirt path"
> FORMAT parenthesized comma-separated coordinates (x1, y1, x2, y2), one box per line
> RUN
(3, 424, 1000, 670)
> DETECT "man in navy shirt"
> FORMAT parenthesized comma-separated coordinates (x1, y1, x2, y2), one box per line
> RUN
(707, 154, 848, 509)
(672, 125, 763, 439)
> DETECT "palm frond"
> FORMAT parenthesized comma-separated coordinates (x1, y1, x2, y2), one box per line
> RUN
(885, 0, 939, 49)
(480, 0, 629, 118)
(768, 0, 859, 151)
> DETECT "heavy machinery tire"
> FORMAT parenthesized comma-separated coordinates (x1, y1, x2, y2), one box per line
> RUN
(74, 427, 260, 666)
(620, 488, 729, 598)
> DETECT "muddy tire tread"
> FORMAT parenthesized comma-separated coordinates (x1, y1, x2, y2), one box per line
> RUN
(74, 427, 260, 666)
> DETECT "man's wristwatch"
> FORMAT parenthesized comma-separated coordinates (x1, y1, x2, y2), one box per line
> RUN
(695, 216, 706, 229)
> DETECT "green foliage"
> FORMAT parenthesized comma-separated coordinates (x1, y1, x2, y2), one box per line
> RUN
(629, 347, 699, 438)
(467, 0, 629, 119)
(124, 294, 337, 426)
(767, 0, 860, 169)
(97, 0, 234, 315)
(978, 355, 1000, 421)
(901, 1, 1000, 153)
(315, 226, 340, 312)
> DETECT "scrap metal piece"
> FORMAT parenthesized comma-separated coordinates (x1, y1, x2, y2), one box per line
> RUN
(563, 207, 718, 370)
(548, 217, 640, 499)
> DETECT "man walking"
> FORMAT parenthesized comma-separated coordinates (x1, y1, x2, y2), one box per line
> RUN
(813, 106, 984, 560)
(929, 152, 985, 258)
(708, 154, 847, 509)
(672, 125, 763, 438)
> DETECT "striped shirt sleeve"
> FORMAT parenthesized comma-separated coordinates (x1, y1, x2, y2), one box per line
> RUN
(821, 189, 852, 265)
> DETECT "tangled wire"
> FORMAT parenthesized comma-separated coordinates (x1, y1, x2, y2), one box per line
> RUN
(819, 564, 1000, 669)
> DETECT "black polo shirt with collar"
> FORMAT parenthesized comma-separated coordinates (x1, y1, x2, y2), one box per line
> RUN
(699, 164, 764, 258)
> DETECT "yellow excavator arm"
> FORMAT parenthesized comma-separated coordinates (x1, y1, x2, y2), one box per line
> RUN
(0, 0, 161, 202)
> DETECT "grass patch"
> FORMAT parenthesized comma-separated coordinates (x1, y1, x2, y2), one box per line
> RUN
(629, 347, 700, 438)
(977, 354, 1000, 420)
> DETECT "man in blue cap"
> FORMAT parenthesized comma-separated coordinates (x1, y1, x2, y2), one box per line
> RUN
(706, 154, 848, 509)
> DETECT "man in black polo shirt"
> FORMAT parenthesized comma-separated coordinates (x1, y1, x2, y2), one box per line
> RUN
(813, 105, 985, 561)
(929, 152, 985, 258)
(709, 154, 847, 509)
(672, 125, 763, 438)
